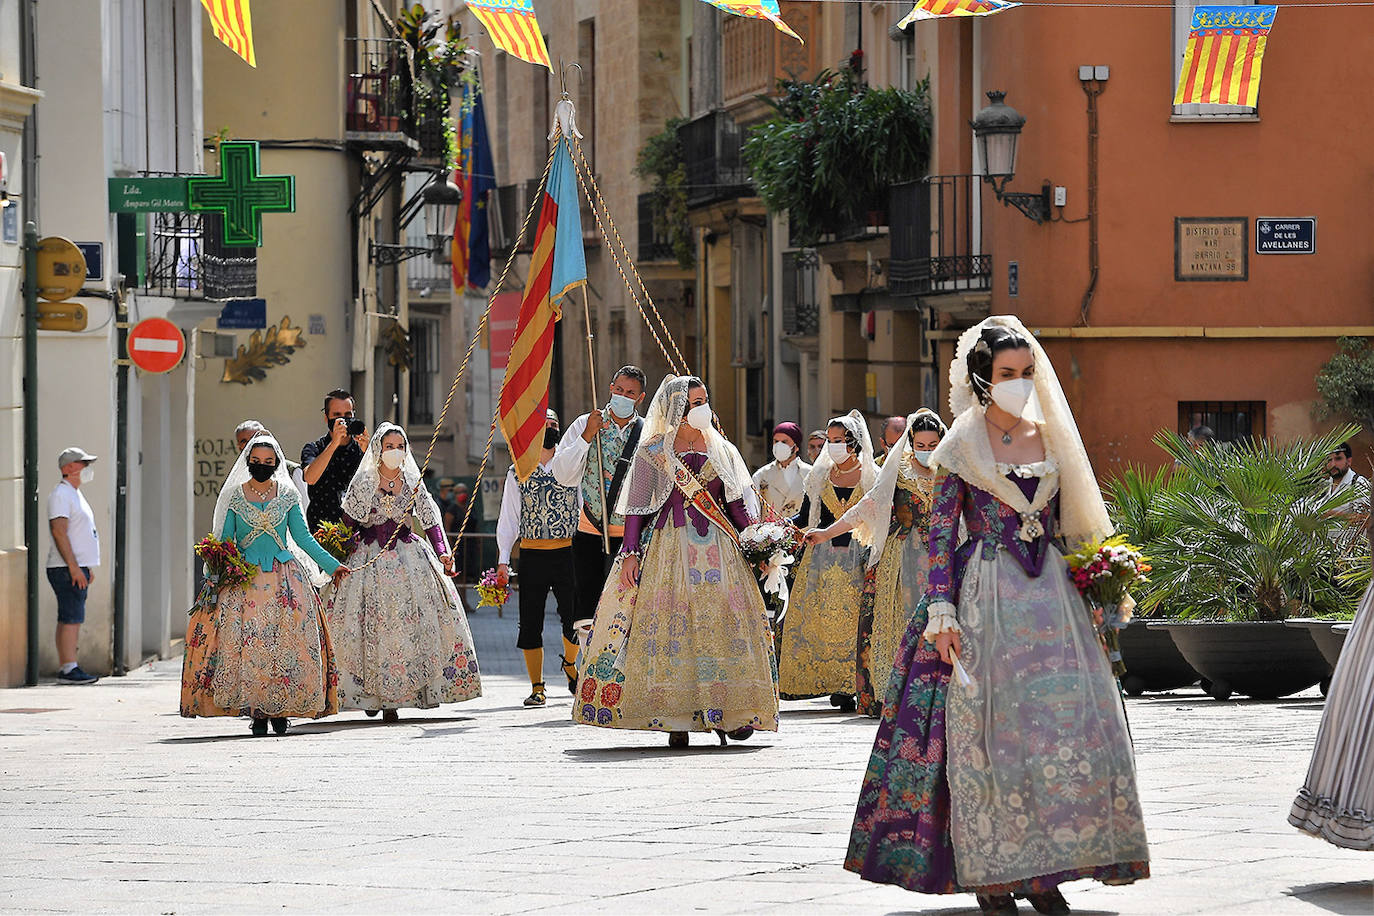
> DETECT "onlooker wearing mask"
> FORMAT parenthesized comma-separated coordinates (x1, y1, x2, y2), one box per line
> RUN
(752, 422, 811, 519)
(300, 389, 369, 531)
(436, 477, 458, 532)
(807, 430, 826, 463)
(46, 447, 102, 684)
(551, 366, 649, 626)
(875, 415, 908, 465)
(236, 419, 308, 513)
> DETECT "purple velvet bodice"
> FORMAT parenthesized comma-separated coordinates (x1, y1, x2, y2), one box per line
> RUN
(620, 452, 753, 554)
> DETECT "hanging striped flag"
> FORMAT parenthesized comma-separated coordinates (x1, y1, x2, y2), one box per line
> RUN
(453, 84, 496, 291)
(898, 0, 1019, 26)
(1174, 5, 1277, 107)
(469, 0, 552, 70)
(498, 137, 586, 481)
(703, 1, 803, 42)
(200, 0, 256, 67)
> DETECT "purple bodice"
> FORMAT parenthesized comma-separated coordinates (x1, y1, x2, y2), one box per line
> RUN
(620, 452, 753, 554)
(344, 513, 448, 558)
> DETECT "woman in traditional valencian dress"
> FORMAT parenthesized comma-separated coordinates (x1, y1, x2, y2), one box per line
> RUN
(1290, 572, 1374, 850)
(181, 434, 349, 736)
(330, 423, 481, 720)
(807, 409, 946, 718)
(573, 375, 779, 749)
(778, 410, 877, 710)
(846, 317, 1149, 916)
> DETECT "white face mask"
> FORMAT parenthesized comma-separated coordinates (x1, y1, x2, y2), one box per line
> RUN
(608, 393, 637, 419)
(988, 378, 1035, 417)
(685, 403, 713, 432)
(380, 448, 406, 470)
(826, 441, 851, 463)
(79, 466, 96, 484)
(772, 441, 794, 463)
(912, 449, 934, 468)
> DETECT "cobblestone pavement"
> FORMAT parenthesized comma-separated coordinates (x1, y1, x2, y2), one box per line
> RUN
(1, 594, 1370, 915)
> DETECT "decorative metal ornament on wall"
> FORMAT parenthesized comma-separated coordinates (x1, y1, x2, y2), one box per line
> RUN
(220, 316, 306, 384)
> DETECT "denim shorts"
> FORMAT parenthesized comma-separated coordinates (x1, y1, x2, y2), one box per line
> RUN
(46, 567, 92, 624)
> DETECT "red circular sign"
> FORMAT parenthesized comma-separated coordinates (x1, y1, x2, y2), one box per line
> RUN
(127, 317, 186, 373)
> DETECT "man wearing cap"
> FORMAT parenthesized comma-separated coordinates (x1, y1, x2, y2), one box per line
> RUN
(752, 422, 812, 520)
(496, 410, 581, 707)
(46, 447, 102, 684)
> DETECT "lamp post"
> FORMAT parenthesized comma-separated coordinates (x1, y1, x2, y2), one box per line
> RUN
(971, 91, 1051, 224)
(368, 171, 464, 266)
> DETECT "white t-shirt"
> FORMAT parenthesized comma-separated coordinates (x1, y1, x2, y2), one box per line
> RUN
(46, 481, 100, 569)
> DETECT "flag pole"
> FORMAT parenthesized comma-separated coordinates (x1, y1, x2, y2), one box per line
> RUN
(581, 286, 612, 556)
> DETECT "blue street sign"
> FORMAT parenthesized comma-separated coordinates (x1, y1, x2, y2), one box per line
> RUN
(1256, 218, 1315, 255)
(217, 297, 267, 329)
(75, 242, 103, 280)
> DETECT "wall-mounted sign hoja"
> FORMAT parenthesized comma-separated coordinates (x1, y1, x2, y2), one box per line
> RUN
(188, 141, 295, 247)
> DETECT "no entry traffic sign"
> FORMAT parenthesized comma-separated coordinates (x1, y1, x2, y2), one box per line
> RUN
(127, 317, 186, 373)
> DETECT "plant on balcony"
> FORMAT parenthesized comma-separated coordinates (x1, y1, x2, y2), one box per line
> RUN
(398, 3, 476, 168)
(635, 117, 694, 269)
(1314, 336, 1374, 433)
(741, 62, 932, 246)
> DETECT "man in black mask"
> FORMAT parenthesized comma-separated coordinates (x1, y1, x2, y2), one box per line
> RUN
(300, 388, 369, 531)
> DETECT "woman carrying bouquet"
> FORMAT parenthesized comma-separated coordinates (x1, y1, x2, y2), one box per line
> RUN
(572, 375, 779, 749)
(806, 408, 946, 718)
(846, 317, 1148, 916)
(329, 423, 481, 719)
(181, 434, 350, 736)
(778, 410, 877, 710)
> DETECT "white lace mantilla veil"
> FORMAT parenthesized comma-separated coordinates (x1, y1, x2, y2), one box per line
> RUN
(342, 422, 445, 534)
(930, 315, 1112, 547)
(845, 408, 946, 568)
(212, 432, 328, 587)
(615, 374, 754, 519)
(802, 409, 879, 529)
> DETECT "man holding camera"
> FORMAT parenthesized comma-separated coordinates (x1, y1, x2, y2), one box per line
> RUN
(301, 388, 369, 531)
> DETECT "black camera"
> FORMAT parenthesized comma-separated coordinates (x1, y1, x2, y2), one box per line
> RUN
(336, 417, 366, 437)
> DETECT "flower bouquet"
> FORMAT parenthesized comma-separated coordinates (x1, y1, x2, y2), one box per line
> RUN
(314, 520, 359, 563)
(740, 522, 802, 615)
(1065, 535, 1151, 677)
(476, 567, 510, 609)
(193, 534, 256, 610)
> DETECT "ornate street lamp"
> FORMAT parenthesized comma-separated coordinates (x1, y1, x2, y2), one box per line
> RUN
(369, 171, 464, 266)
(971, 91, 1051, 224)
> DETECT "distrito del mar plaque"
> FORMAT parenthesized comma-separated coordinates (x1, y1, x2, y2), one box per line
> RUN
(1175, 217, 1248, 281)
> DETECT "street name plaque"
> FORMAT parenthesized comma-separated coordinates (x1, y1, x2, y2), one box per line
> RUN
(1256, 218, 1315, 254)
(1175, 217, 1247, 281)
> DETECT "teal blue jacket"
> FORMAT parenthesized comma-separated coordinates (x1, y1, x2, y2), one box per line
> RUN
(221, 499, 340, 576)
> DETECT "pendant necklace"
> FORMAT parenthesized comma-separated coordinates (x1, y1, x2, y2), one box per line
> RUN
(986, 414, 1021, 445)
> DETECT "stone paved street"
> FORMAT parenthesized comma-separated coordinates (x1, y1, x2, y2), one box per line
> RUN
(1, 597, 1370, 915)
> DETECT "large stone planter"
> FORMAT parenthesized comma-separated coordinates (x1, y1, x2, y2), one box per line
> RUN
(1284, 618, 1350, 670)
(1147, 621, 1332, 701)
(1118, 620, 1200, 696)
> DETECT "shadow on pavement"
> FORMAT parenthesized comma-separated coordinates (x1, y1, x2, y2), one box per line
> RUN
(1286, 880, 1374, 915)
(289, 715, 477, 735)
(563, 744, 768, 761)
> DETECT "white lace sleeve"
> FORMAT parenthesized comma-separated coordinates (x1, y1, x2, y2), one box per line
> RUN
(922, 600, 962, 642)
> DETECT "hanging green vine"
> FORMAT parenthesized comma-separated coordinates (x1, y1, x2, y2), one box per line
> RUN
(635, 117, 694, 269)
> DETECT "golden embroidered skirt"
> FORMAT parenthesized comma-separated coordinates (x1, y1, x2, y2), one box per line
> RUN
(778, 538, 866, 699)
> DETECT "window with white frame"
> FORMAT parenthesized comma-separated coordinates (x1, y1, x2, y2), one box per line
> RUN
(898, 26, 919, 92)
(1172, 0, 1258, 119)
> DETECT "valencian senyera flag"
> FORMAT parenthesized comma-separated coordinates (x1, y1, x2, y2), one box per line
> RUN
(469, 0, 552, 70)
(201, 0, 256, 66)
(1174, 5, 1277, 107)
(897, 0, 1020, 26)
(498, 137, 586, 482)
(453, 84, 496, 291)
(703, 1, 803, 42)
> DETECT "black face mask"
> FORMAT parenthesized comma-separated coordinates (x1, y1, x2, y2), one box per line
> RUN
(544, 429, 560, 450)
(247, 462, 277, 483)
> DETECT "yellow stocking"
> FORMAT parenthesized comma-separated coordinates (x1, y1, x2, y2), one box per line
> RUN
(561, 636, 580, 672)
(522, 648, 543, 686)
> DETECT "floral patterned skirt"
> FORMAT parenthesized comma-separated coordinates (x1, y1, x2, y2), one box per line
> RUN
(856, 531, 929, 717)
(572, 523, 779, 734)
(180, 559, 339, 719)
(778, 538, 865, 699)
(328, 538, 482, 710)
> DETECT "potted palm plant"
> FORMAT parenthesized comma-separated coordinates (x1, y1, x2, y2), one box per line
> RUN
(1140, 428, 1364, 700)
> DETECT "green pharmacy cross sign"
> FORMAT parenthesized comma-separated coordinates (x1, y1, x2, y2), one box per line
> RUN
(187, 141, 295, 247)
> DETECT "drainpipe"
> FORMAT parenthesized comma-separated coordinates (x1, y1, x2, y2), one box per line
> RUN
(112, 286, 128, 675)
(22, 223, 38, 686)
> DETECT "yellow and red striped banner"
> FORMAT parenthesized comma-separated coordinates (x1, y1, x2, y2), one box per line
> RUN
(469, 0, 552, 70)
(1174, 5, 1277, 107)
(201, 0, 256, 67)
(704, 1, 803, 42)
(897, 0, 1020, 26)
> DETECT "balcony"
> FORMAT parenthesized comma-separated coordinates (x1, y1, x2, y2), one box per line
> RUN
(143, 210, 256, 301)
(889, 175, 991, 298)
(721, 1, 818, 114)
(679, 110, 752, 209)
(637, 192, 675, 262)
(345, 38, 416, 150)
(780, 248, 820, 338)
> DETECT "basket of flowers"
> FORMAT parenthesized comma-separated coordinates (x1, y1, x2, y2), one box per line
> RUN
(476, 567, 511, 610)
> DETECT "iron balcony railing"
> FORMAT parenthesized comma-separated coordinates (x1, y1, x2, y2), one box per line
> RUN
(637, 192, 675, 262)
(140, 169, 256, 301)
(889, 175, 991, 298)
(345, 38, 413, 138)
(780, 248, 820, 338)
(679, 110, 752, 208)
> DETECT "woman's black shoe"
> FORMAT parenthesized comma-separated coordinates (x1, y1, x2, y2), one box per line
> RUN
(559, 655, 579, 694)
(976, 894, 1018, 915)
(830, 693, 857, 713)
(382, 709, 399, 723)
(364, 709, 379, 718)
(668, 731, 689, 749)
(270, 717, 288, 735)
(250, 717, 268, 737)
(1025, 890, 1069, 915)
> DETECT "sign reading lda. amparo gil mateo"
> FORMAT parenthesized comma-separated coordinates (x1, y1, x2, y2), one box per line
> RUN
(108, 177, 189, 213)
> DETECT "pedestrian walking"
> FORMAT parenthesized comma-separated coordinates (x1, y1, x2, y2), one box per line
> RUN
(495, 410, 582, 707)
(46, 446, 102, 685)
(752, 421, 811, 520)
(806, 408, 946, 718)
(550, 366, 648, 625)
(778, 410, 877, 710)
(875, 415, 908, 465)
(329, 423, 481, 720)
(572, 375, 778, 748)
(806, 429, 826, 463)
(846, 316, 1149, 915)
(300, 388, 369, 531)
(181, 433, 349, 736)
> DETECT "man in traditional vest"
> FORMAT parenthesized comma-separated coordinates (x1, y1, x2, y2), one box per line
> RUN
(552, 365, 648, 632)
(497, 410, 582, 708)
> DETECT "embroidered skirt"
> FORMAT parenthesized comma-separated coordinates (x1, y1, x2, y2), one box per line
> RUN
(856, 529, 930, 717)
(778, 538, 865, 699)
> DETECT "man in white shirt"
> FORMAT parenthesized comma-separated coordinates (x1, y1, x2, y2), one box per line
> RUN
(752, 421, 811, 520)
(1325, 442, 1370, 532)
(46, 447, 102, 684)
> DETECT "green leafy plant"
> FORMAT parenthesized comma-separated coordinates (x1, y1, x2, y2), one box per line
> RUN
(741, 65, 932, 246)
(634, 117, 693, 269)
(1115, 427, 1366, 621)
(396, 2, 475, 160)
(1315, 336, 1374, 432)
